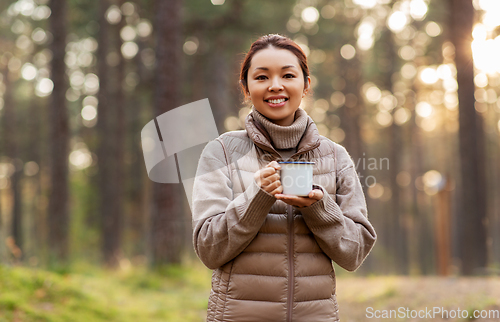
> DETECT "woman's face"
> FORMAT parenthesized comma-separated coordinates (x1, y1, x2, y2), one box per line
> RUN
(247, 47, 310, 126)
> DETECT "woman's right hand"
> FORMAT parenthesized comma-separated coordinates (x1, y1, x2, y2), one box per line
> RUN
(254, 161, 282, 196)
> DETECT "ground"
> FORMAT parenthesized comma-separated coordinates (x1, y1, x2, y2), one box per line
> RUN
(1, 260, 499, 322)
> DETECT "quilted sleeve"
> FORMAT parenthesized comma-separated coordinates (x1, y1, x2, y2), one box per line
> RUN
(191, 138, 276, 269)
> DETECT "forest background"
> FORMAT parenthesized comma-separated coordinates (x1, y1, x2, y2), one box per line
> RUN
(1, 0, 500, 321)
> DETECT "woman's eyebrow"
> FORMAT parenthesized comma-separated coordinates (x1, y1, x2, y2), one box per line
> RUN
(253, 65, 297, 71)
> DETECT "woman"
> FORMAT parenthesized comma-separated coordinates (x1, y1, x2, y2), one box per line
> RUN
(192, 34, 377, 322)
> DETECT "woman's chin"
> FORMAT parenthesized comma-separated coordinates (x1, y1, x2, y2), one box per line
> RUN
(261, 109, 297, 126)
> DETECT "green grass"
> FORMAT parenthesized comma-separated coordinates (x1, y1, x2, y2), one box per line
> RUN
(2, 261, 500, 322)
(336, 276, 500, 321)
(0, 259, 212, 322)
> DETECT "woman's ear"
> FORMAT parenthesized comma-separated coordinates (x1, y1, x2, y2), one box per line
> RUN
(303, 76, 311, 97)
(240, 79, 250, 97)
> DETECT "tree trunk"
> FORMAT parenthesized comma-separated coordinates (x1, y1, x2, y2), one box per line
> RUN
(340, 59, 364, 174)
(127, 36, 151, 258)
(100, 0, 127, 268)
(114, 0, 126, 267)
(496, 129, 500, 265)
(96, 0, 120, 267)
(449, 0, 488, 275)
(407, 90, 428, 274)
(26, 97, 43, 263)
(2, 66, 23, 262)
(493, 120, 500, 265)
(151, 0, 184, 267)
(338, 58, 374, 272)
(208, 37, 231, 133)
(47, 0, 70, 263)
(377, 26, 408, 274)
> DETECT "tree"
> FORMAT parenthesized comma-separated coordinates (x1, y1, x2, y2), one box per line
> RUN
(449, 0, 488, 275)
(377, 25, 408, 274)
(1, 64, 23, 262)
(47, 0, 70, 263)
(127, 2, 154, 258)
(96, 0, 122, 267)
(150, 0, 184, 266)
(108, 0, 127, 268)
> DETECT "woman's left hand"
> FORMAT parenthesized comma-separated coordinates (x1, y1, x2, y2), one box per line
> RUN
(275, 188, 323, 208)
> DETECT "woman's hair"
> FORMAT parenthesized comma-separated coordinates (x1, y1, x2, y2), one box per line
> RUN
(239, 34, 310, 98)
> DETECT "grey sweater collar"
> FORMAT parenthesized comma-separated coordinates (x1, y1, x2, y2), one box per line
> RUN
(250, 107, 309, 149)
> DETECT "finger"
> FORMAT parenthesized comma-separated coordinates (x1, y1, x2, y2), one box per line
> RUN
(281, 199, 297, 207)
(269, 185, 283, 196)
(262, 173, 280, 185)
(275, 193, 293, 199)
(259, 167, 277, 178)
(276, 194, 300, 201)
(282, 198, 307, 208)
(263, 180, 282, 193)
(263, 181, 281, 192)
(261, 175, 280, 188)
(308, 189, 323, 200)
(287, 196, 311, 207)
(255, 169, 275, 185)
(276, 194, 315, 207)
(316, 190, 323, 199)
(267, 161, 281, 171)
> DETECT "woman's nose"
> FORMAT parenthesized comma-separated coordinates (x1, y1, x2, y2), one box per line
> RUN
(268, 76, 284, 91)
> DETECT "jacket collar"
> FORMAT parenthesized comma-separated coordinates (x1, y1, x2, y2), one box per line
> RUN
(244, 109, 321, 159)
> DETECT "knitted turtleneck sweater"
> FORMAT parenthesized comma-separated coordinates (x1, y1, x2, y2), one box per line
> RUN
(250, 107, 308, 160)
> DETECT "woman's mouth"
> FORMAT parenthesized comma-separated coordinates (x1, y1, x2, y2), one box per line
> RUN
(265, 98, 288, 107)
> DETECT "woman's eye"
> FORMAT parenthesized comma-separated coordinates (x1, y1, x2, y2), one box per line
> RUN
(256, 75, 267, 80)
(284, 74, 295, 78)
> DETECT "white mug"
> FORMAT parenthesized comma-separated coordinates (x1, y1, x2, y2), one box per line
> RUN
(279, 161, 315, 196)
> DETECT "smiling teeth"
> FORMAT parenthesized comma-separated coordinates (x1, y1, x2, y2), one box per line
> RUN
(269, 98, 286, 104)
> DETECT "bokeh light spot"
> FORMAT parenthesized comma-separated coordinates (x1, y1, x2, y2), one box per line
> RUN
(340, 44, 356, 60)
(302, 7, 320, 23)
(425, 22, 442, 37)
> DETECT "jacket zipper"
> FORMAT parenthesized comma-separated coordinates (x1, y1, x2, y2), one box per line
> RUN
(287, 204, 294, 322)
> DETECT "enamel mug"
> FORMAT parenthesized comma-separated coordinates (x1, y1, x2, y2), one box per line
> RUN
(278, 161, 315, 196)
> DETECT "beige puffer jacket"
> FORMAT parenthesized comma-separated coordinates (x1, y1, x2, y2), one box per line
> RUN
(192, 113, 377, 322)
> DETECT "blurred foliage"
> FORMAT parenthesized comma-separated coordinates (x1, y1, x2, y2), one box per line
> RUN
(0, 0, 500, 275)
